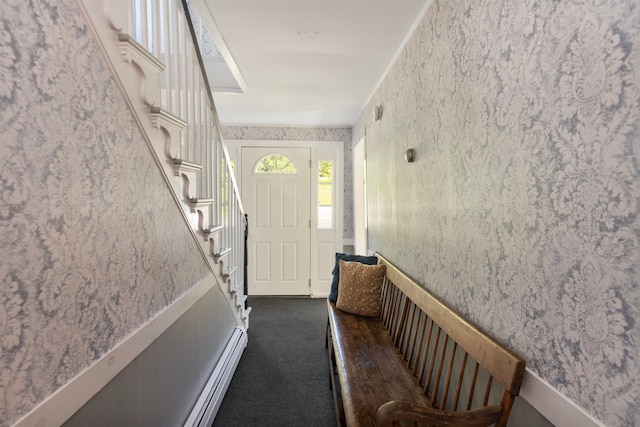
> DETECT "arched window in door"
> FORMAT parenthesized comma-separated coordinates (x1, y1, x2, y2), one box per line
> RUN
(254, 154, 297, 174)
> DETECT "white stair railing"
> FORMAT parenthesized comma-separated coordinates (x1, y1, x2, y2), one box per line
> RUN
(97, 0, 249, 318)
(132, 0, 215, 218)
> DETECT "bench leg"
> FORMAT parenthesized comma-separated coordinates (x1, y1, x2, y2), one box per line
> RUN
(326, 320, 332, 388)
(325, 317, 330, 349)
(326, 319, 346, 426)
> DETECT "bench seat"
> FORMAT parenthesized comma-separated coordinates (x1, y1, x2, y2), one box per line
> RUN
(327, 301, 433, 426)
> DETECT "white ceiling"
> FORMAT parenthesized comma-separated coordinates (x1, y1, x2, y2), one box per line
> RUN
(194, 0, 431, 127)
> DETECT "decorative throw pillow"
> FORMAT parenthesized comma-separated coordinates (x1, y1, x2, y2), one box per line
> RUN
(336, 260, 386, 317)
(328, 252, 378, 302)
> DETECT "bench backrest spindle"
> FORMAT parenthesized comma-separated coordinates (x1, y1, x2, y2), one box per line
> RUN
(440, 341, 458, 410)
(393, 297, 409, 346)
(452, 352, 468, 409)
(416, 318, 435, 382)
(467, 362, 480, 410)
(408, 311, 426, 373)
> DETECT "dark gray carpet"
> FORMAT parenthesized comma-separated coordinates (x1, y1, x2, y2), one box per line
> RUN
(212, 297, 337, 427)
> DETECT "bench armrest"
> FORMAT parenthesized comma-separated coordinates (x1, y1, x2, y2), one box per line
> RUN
(376, 401, 503, 427)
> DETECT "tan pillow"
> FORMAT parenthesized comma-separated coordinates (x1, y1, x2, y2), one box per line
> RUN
(336, 260, 386, 317)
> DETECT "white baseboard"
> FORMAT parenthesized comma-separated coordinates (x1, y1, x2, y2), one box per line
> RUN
(520, 368, 605, 427)
(311, 292, 329, 298)
(342, 239, 355, 248)
(183, 327, 247, 427)
(12, 277, 217, 427)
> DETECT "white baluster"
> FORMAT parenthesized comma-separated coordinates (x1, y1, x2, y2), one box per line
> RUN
(139, 0, 148, 48)
(170, 0, 179, 117)
(151, 0, 161, 56)
(160, 0, 170, 109)
(187, 40, 194, 165)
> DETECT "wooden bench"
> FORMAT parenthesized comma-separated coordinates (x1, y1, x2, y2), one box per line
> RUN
(326, 253, 526, 427)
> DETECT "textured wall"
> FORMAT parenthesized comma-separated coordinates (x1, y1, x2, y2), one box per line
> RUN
(353, 1, 640, 425)
(0, 0, 212, 425)
(222, 126, 354, 240)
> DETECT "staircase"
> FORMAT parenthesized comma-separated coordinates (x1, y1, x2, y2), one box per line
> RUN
(78, 0, 250, 328)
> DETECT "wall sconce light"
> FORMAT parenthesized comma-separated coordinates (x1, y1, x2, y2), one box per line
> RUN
(374, 105, 383, 121)
(405, 148, 416, 163)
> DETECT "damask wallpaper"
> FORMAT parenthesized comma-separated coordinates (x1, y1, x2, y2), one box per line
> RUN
(354, 1, 640, 425)
(0, 0, 211, 425)
(222, 126, 354, 240)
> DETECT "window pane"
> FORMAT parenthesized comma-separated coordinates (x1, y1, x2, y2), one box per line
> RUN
(318, 160, 333, 229)
(255, 154, 297, 174)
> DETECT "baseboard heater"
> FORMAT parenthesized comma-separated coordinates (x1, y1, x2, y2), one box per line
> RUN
(184, 327, 247, 427)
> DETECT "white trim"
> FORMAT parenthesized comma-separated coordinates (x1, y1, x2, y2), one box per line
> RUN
(310, 292, 329, 299)
(12, 277, 218, 427)
(520, 369, 605, 427)
(189, 0, 250, 94)
(353, 136, 367, 255)
(183, 328, 247, 427)
(342, 239, 355, 247)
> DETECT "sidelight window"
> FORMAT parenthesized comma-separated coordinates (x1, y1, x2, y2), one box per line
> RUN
(317, 160, 333, 229)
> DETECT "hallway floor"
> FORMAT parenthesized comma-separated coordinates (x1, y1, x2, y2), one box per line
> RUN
(213, 297, 337, 427)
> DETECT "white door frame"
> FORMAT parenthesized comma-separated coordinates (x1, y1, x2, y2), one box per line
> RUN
(226, 139, 344, 297)
(354, 136, 368, 255)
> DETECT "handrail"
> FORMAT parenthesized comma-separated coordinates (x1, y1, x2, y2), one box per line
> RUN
(220, 138, 245, 214)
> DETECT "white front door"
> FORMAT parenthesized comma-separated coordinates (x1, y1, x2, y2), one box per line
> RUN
(242, 147, 311, 295)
